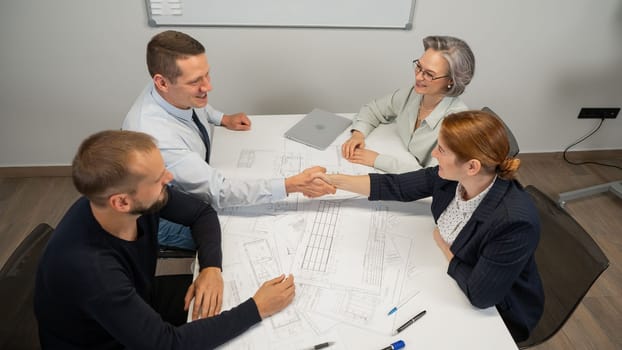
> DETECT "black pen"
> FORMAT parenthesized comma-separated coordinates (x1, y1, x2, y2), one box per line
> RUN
(304, 341, 335, 350)
(394, 310, 426, 334)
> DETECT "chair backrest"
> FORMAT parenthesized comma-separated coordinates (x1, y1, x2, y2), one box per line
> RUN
(518, 186, 609, 348)
(156, 246, 196, 276)
(481, 107, 520, 158)
(0, 223, 54, 350)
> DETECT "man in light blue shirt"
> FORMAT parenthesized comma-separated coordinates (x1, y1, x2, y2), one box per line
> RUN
(123, 30, 334, 250)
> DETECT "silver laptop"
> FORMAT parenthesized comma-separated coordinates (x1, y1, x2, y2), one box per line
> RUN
(284, 109, 352, 150)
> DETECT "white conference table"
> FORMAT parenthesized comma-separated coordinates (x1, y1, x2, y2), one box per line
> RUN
(191, 114, 518, 350)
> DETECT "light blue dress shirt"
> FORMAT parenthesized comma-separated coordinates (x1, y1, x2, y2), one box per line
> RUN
(123, 83, 287, 209)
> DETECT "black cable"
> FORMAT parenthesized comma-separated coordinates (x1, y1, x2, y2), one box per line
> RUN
(562, 118, 622, 170)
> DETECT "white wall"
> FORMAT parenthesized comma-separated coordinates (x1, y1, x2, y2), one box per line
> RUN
(1, 0, 621, 166)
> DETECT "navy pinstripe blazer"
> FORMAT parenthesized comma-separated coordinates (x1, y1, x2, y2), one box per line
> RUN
(369, 166, 544, 341)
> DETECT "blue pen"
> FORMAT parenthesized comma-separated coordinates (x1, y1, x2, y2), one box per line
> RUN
(380, 340, 405, 350)
(387, 290, 420, 315)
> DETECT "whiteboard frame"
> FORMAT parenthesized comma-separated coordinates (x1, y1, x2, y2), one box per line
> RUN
(145, 0, 415, 30)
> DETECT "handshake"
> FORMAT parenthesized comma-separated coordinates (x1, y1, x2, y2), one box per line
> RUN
(284, 166, 337, 198)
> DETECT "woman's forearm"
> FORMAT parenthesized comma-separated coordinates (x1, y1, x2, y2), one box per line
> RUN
(326, 174, 371, 196)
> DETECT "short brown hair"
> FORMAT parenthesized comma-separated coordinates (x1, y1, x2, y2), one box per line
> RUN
(146, 30, 205, 82)
(72, 130, 157, 206)
(440, 111, 520, 179)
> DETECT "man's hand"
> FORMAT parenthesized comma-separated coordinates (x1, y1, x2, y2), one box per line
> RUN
(433, 227, 454, 262)
(221, 113, 251, 131)
(346, 148, 379, 167)
(285, 166, 336, 197)
(341, 130, 365, 159)
(184, 266, 224, 320)
(252, 274, 295, 319)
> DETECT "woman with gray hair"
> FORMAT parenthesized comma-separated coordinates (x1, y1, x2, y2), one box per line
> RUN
(342, 35, 475, 172)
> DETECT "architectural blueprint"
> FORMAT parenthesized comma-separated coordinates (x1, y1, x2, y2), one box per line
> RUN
(212, 195, 432, 349)
(189, 117, 435, 349)
(185, 114, 520, 350)
(211, 155, 430, 347)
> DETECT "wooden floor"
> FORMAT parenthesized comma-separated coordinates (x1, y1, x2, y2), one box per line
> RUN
(1, 150, 620, 349)
(515, 151, 622, 350)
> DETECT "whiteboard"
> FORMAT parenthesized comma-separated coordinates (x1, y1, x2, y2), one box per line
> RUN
(146, 0, 415, 29)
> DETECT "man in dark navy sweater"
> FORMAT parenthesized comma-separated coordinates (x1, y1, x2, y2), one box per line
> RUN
(34, 130, 295, 349)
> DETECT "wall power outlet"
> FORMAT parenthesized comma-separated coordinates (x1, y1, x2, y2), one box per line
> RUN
(577, 108, 620, 119)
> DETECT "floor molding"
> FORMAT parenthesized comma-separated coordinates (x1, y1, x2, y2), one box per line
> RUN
(0, 150, 619, 178)
(0, 166, 71, 178)
(518, 150, 622, 163)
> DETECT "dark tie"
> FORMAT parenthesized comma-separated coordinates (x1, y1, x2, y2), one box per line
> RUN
(191, 110, 211, 163)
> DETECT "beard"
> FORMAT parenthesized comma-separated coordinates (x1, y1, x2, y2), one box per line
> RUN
(129, 187, 169, 215)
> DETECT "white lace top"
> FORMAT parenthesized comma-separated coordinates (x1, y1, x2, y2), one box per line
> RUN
(437, 177, 496, 245)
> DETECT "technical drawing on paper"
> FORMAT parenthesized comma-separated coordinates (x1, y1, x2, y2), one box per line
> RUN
(236, 149, 303, 178)
(236, 147, 369, 178)
(362, 206, 389, 287)
(293, 200, 392, 294)
(300, 201, 339, 273)
(217, 234, 323, 349)
(244, 239, 281, 281)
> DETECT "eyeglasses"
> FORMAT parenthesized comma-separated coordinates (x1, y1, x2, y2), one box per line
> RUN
(413, 59, 449, 81)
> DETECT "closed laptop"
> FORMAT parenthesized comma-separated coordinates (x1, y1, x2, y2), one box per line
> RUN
(284, 109, 352, 150)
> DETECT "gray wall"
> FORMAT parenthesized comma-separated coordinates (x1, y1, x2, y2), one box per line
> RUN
(1, 0, 621, 166)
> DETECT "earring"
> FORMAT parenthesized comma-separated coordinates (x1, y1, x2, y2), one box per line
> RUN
(447, 84, 452, 89)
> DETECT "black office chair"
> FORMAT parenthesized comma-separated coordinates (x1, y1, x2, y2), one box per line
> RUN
(158, 245, 196, 259)
(517, 186, 609, 348)
(0, 223, 54, 350)
(156, 245, 196, 276)
(481, 107, 520, 158)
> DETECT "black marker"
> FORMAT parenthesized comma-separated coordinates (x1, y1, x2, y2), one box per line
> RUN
(395, 310, 426, 334)
(304, 341, 335, 350)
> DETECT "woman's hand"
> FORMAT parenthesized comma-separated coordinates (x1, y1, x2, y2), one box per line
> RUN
(433, 227, 454, 261)
(341, 130, 366, 159)
(347, 148, 379, 167)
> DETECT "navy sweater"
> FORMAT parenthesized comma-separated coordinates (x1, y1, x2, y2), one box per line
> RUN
(34, 187, 261, 349)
